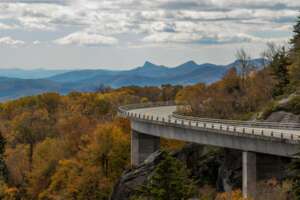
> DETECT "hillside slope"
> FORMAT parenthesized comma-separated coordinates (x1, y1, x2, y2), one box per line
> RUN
(0, 68, 69, 79)
(0, 77, 65, 101)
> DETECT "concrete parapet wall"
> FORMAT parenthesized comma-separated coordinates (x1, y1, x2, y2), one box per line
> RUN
(131, 119, 298, 158)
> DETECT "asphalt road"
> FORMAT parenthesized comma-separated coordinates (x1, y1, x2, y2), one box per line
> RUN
(127, 106, 300, 141)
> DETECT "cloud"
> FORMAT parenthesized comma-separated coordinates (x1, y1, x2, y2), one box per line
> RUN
(0, 0, 68, 5)
(142, 31, 290, 45)
(0, 0, 298, 45)
(0, 22, 17, 29)
(0, 36, 25, 46)
(54, 32, 118, 46)
(33, 40, 41, 45)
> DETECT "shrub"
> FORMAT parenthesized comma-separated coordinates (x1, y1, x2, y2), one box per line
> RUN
(258, 101, 278, 120)
(135, 151, 196, 200)
(284, 96, 300, 115)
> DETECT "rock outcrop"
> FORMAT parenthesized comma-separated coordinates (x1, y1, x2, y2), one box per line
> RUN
(111, 144, 222, 200)
(265, 111, 300, 123)
(217, 149, 242, 192)
(111, 146, 292, 200)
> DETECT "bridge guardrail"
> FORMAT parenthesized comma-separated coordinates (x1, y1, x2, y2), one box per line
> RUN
(118, 101, 176, 112)
(172, 113, 300, 130)
(118, 102, 300, 144)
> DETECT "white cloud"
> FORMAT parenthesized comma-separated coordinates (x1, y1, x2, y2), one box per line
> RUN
(54, 32, 118, 46)
(0, 22, 17, 29)
(142, 31, 290, 45)
(0, 36, 25, 46)
(0, 0, 298, 45)
(33, 40, 41, 45)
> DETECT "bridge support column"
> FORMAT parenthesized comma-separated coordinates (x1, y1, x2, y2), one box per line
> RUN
(131, 130, 160, 166)
(243, 151, 256, 199)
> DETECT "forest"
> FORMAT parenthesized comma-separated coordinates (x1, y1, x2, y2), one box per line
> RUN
(0, 15, 299, 200)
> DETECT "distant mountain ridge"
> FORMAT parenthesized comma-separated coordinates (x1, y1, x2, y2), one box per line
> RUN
(0, 68, 70, 79)
(0, 59, 265, 101)
(48, 58, 265, 87)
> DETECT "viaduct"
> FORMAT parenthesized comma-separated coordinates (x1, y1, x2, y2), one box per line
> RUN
(119, 102, 300, 199)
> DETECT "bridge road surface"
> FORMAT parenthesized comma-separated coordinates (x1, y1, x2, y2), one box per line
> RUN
(127, 106, 300, 141)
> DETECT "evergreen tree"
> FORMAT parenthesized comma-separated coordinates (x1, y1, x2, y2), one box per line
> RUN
(291, 15, 300, 53)
(290, 152, 300, 199)
(270, 48, 290, 97)
(290, 58, 300, 86)
(0, 132, 8, 182)
(136, 151, 196, 200)
(290, 15, 300, 85)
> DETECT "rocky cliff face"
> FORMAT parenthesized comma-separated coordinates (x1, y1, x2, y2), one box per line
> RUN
(265, 111, 300, 123)
(217, 149, 242, 192)
(111, 144, 248, 199)
(111, 144, 222, 200)
(263, 93, 300, 123)
(111, 145, 291, 200)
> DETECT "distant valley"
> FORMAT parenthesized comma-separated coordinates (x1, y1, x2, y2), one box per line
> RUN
(0, 59, 265, 101)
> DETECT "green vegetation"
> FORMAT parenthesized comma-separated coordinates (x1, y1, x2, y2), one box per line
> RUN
(283, 96, 300, 115)
(290, 16, 300, 87)
(258, 101, 279, 120)
(0, 132, 8, 184)
(133, 151, 196, 200)
(290, 153, 300, 199)
(269, 48, 290, 97)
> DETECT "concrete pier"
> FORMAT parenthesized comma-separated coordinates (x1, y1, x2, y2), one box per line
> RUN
(243, 151, 257, 199)
(131, 130, 160, 166)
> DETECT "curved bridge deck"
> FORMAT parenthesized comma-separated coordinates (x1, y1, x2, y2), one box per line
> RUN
(119, 103, 300, 157)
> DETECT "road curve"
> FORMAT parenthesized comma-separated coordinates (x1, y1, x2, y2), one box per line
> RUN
(124, 105, 300, 142)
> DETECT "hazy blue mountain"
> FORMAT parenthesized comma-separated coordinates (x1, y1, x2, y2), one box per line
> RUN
(0, 77, 65, 101)
(0, 68, 69, 79)
(50, 69, 121, 83)
(226, 58, 266, 73)
(0, 59, 266, 101)
(169, 65, 228, 85)
(48, 61, 227, 84)
(169, 60, 202, 75)
(49, 59, 265, 86)
(126, 61, 170, 77)
(65, 61, 228, 87)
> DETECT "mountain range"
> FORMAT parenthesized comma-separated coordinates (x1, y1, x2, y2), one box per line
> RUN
(0, 59, 265, 101)
(0, 68, 69, 79)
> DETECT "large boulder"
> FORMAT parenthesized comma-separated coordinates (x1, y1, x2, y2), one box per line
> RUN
(265, 111, 300, 123)
(110, 151, 163, 200)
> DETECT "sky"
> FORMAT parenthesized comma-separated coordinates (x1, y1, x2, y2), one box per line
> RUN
(0, 0, 298, 70)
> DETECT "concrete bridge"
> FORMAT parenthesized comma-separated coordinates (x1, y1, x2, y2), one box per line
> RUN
(118, 102, 300, 199)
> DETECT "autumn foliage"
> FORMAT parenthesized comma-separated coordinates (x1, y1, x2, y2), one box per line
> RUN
(0, 85, 188, 199)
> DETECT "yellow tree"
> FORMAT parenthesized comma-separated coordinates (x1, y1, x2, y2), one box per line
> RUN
(27, 138, 67, 199)
(12, 109, 51, 171)
(83, 123, 130, 178)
